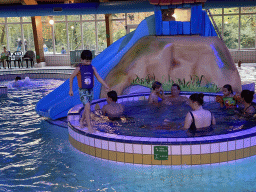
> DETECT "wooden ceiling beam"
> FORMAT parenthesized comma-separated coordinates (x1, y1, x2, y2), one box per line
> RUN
(21, 0, 38, 5)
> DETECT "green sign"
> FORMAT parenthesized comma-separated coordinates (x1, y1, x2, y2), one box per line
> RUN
(154, 146, 168, 160)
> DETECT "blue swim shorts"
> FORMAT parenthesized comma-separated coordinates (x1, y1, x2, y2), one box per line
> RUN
(78, 88, 93, 105)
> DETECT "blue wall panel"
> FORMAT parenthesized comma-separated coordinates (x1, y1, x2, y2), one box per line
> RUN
(183, 22, 191, 35)
(191, 5, 203, 35)
(154, 6, 162, 35)
(162, 21, 170, 35)
(169, 21, 178, 35)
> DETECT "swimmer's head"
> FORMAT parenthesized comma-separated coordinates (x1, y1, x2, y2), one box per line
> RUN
(171, 84, 181, 96)
(15, 76, 21, 81)
(107, 90, 118, 102)
(189, 93, 204, 107)
(223, 84, 233, 96)
(241, 90, 255, 104)
(152, 81, 162, 91)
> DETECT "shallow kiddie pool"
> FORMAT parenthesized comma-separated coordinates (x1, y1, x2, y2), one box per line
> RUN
(68, 93, 256, 166)
(1, 80, 256, 191)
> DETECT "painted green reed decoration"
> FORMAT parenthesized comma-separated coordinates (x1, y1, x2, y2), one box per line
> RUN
(131, 74, 221, 93)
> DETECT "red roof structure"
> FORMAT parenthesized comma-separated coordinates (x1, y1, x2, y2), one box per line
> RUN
(149, 0, 207, 5)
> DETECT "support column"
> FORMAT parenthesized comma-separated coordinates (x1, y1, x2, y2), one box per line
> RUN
(31, 16, 45, 63)
(105, 14, 113, 47)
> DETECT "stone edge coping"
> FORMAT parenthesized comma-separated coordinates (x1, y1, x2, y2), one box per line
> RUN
(68, 93, 256, 145)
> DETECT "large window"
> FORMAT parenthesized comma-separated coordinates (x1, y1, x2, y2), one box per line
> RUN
(210, 6, 256, 50)
(0, 11, 155, 55)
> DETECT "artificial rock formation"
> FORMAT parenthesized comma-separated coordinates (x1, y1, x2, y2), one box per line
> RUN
(100, 36, 241, 97)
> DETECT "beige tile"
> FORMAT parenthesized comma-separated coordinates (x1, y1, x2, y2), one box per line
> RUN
(250, 146, 256, 156)
(117, 152, 125, 162)
(182, 155, 191, 165)
(236, 149, 243, 160)
(96, 148, 102, 158)
(84, 145, 90, 154)
(162, 156, 171, 165)
(152, 157, 162, 165)
(228, 150, 236, 161)
(201, 154, 210, 164)
(220, 152, 228, 162)
(172, 155, 181, 165)
(125, 153, 134, 163)
(89, 146, 96, 157)
(244, 147, 250, 158)
(192, 155, 200, 165)
(210, 153, 220, 164)
(101, 149, 109, 160)
(134, 154, 143, 164)
(142, 154, 152, 165)
(109, 151, 117, 161)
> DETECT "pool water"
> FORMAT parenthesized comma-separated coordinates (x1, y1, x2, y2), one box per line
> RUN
(94, 100, 256, 137)
(1, 79, 256, 191)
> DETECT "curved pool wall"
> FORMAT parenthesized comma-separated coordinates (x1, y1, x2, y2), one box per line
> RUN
(68, 93, 256, 166)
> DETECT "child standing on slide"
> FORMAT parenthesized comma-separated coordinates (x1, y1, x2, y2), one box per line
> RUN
(69, 50, 110, 132)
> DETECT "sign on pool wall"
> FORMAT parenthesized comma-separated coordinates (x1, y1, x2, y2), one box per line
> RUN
(154, 146, 168, 160)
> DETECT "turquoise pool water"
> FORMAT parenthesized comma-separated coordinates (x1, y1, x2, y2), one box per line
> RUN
(1, 79, 256, 191)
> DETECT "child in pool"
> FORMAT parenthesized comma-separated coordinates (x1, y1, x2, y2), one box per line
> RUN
(102, 91, 125, 121)
(148, 81, 172, 105)
(216, 84, 239, 109)
(240, 90, 256, 118)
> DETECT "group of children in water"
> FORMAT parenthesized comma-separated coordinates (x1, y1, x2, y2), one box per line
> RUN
(69, 50, 256, 135)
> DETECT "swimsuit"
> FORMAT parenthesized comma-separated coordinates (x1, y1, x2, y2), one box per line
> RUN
(188, 111, 213, 136)
(76, 64, 94, 105)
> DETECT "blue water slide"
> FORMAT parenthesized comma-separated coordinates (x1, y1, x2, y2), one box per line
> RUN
(36, 15, 155, 120)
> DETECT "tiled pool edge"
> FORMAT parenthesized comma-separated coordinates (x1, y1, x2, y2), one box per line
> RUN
(68, 94, 256, 165)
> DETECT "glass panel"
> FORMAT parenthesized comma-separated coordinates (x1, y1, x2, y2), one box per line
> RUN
(112, 13, 125, 19)
(41, 16, 48, 22)
(209, 8, 222, 15)
(96, 14, 105, 20)
(224, 8, 239, 14)
(113, 20, 126, 42)
(97, 21, 107, 53)
(241, 7, 256, 13)
(22, 17, 31, 22)
(23, 24, 35, 52)
(54, 22, 68, 54)
(0, 18, 5, 23)
(7, 17, 20, 23)
(223, 15, 239, 49)
(0, 25, 7, 49)
(173, 9, 191, 22)
(8, 24, 22, 53)
(53, 15, 65, 21)
(82, 14, 95, 20)
(127, 12, 154, 25)
(67, 15, 80, 21)
(83, 22, 96, 50)
(211, 16, 222, 36)
(42, 23, 53, 54)
(240, 15, 256, 49)
(68, 22, 82, 51)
